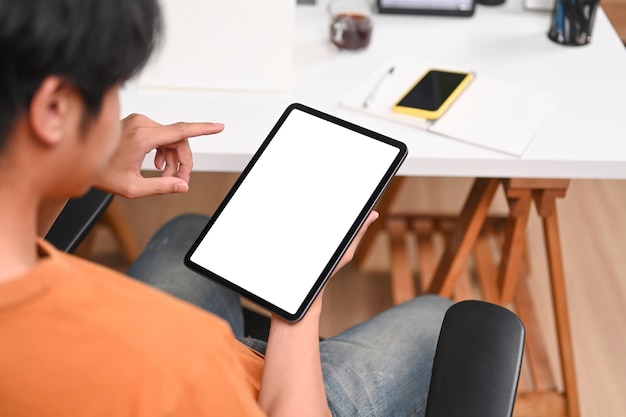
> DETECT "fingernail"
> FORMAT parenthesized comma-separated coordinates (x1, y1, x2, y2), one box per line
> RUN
(174, 182, 189, 193)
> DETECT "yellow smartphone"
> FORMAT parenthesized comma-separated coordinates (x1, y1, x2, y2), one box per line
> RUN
(392, 69, 474, 120)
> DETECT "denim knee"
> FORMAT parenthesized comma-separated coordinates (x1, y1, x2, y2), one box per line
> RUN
(321, 295, 453, 417)
(126, 213, 245, 338)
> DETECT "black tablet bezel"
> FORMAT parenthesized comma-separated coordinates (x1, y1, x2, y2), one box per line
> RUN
(376, 0, 476, 17)
(184, 103, 407, 321)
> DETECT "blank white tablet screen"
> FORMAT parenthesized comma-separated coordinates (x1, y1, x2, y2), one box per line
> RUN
(189, 108, 400, 314)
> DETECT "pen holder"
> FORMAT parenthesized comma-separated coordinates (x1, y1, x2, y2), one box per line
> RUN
(547, 0, 599, 46)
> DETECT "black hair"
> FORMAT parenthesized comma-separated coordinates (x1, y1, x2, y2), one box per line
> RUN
(0, 0, 162, 148)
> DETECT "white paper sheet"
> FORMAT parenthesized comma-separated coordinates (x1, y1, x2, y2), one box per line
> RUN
(139, 0, 295, 92)
(429, 76, 559, 156)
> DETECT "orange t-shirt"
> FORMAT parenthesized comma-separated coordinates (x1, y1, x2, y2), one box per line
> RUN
(0, 240, 266, 416)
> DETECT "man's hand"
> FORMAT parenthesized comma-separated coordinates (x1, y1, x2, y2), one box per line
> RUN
(259, 210, 380, 417)
(303, 210, 380, 315)
(94, 113, 224, 199)
(333, 210, 379, 274)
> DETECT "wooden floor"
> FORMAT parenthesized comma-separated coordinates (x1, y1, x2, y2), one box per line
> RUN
(89, 175, 626, 417)
(604, 0, 626, 44)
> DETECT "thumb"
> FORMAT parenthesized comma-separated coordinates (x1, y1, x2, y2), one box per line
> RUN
(133, 176, 189, 198)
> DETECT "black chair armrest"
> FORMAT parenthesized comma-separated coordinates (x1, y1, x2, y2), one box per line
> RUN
(426, 300, 525, 417)
(45, 188, 113, 253)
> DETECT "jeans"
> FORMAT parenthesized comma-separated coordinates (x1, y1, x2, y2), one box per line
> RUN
(127, 214, 452, 417)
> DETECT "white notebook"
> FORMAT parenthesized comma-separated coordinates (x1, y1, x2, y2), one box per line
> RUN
(340, 57, 559, 157)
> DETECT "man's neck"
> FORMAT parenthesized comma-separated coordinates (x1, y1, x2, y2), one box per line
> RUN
(0, 189, 41, 284)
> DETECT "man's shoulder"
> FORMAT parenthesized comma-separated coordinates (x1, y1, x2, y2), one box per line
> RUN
(33, 250, 238, 372)
(0, 249, 254, 416)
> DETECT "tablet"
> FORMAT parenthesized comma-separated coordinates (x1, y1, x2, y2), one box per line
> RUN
(184, 103, 407, 321)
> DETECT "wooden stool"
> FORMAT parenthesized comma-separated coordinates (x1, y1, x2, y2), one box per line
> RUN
(377, 178, 579, 417)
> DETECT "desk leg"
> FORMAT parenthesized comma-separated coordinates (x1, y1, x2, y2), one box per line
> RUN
(490, 180, 579, 417)
(387, 177, 579, 417)
(497, 180, 533, 304)
(533, 188, 580, 417)
(427, 178, 500, 296)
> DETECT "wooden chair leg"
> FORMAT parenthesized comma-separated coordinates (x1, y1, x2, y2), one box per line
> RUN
(101, 200, 139, 265)
(473, 231, 499, 303)
(354, 176, 406, 269)
(387, 217, 416, 304)
(413, 218, 438, 293)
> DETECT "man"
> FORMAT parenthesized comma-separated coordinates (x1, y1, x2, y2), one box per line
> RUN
(0, 0, 451, 416)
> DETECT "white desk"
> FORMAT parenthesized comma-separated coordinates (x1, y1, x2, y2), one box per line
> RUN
(122, 0, 626, 180)
(120, 2, 626, 416)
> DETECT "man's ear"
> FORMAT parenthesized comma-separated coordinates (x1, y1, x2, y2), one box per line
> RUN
(29, 76, 77, 146)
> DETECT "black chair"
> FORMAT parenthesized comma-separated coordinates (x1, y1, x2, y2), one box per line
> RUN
(45, 189, 525, 417)
(45, 188, 113, 253)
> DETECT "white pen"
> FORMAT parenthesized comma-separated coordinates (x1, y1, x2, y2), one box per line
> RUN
(362, 66, 395, 109)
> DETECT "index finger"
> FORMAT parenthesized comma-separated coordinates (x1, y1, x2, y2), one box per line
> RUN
(144, 121, 225, 149)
